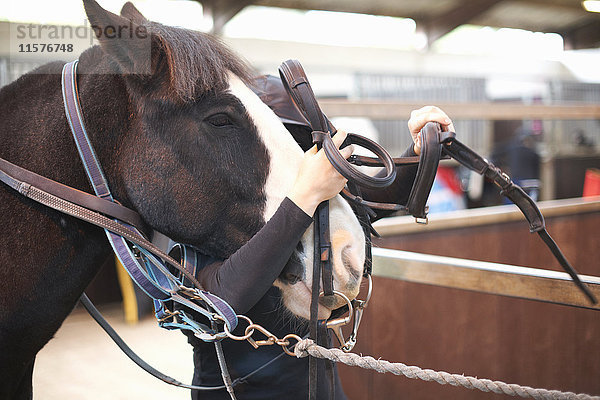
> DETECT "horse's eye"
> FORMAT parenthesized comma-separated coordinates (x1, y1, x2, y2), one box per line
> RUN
(206, 113, 234, 127)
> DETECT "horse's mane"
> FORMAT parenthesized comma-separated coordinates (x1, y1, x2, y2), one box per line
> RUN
(146, 22, 254, 102)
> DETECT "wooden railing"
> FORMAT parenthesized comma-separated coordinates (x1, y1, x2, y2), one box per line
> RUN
(320, 99, 600, 120)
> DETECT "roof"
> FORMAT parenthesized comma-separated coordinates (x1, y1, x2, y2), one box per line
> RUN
(200, 0, 600, 49)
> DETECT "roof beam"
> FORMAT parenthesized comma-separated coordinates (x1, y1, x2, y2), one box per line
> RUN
(201, 0, 252, 35)
(419, 0, 505, 48)
(562, 20, 600, 50)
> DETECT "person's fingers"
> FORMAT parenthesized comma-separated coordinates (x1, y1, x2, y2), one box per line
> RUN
(339, 144, 354, 160)
(408, 106, 453, 135)
(332, 129, 348, 148)
(306, 144, 318, 156)
(415, 131, 422, 147)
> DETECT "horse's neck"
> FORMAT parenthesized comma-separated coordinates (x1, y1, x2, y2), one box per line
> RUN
(0, 51, 131, 198)
(0, 53, 132, 366)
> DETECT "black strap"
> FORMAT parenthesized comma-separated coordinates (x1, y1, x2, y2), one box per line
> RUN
(279, 59, 397, 190)
(80, 293, 299, 392)
(440, 124, 597, 305)
(79, 293, 230, 391)
(406, 123, 455, 221)
(318, 203, 334, 297)
(309, 204, 322, 400)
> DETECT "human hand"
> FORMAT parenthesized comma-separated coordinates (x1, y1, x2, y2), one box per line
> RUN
(288, 130, 354, 216)
(407, 106, 455, 155)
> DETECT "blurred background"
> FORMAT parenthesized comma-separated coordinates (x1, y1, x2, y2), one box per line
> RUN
(1, 1, 599, 399)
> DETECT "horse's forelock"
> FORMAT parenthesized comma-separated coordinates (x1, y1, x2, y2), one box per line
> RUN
(147, 22, 253, 102)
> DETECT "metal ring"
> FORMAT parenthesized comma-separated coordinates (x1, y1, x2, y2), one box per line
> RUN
(319, 290, 354, 325)
(281, 334, 303, 356)
(221, 315, 255, 341)
(361, 274, 373, 307)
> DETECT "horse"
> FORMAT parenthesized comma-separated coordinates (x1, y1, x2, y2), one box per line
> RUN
(0, 1, 366, 398)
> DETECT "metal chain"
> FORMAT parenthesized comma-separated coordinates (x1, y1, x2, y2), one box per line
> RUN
(215, 315, 302, 356)
(293, 339, 600, 400)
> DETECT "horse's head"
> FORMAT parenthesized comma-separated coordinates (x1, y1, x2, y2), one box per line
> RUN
(83, 0, 365, 320)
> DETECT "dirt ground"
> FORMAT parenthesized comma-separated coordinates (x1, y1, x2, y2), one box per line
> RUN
(34, 305, 194, 400)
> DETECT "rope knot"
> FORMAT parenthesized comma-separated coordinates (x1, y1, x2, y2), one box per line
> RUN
(293, 338, 313, 358)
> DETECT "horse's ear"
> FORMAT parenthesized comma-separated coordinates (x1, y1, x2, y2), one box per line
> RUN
(83, 0, 152, 74)
(120, 2, 148, 24)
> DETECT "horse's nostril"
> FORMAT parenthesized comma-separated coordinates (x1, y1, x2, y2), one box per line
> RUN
(341, 245, 355, 270)
(282, 271, 301, 284)
(280, 250, 304, 285)
(318, 294, 338, 308)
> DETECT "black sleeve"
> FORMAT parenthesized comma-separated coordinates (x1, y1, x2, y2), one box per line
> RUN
(359, 144, 419, 221)
(196, 197, 313, 314)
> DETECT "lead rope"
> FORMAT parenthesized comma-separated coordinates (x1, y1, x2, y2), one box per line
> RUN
(293, 340, 600, 400)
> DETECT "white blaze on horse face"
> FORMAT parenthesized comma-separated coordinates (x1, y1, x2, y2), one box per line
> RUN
(277, 196, 366, 320)
(226, 73, 366, 320)
(227, 73, 303, 221)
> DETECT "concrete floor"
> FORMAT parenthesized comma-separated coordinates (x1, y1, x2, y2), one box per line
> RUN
(34, 305, 194, 400)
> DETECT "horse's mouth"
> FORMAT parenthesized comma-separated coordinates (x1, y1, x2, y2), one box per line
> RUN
(318, 293, 343, 309)
(275, 276, 360, 321)
(273, 279, 331, 320)
(299, 281, 335, 319)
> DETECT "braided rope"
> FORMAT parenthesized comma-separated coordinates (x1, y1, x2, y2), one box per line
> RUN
(294, 339, 599, 400)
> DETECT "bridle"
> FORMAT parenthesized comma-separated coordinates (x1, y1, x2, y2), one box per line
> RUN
(277, 58, 597, 330)
(277, 58, 597, 398)
(279, 59, 449, 399)
(0, 58, 596, 400)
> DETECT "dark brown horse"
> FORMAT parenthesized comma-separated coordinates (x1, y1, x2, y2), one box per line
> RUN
(0, 2, 365, 398)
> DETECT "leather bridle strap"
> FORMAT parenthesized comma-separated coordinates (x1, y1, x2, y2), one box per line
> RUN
(278, 59, 442, 221)
(279, 59, 335, 400)
(279, 60, 335, 297)
(406, 124, 454, 221)
(279, 60, 397, 190)
(62, 60, 169, 300)
(0, 156, 145, 231)
(440, 126, 597, 305)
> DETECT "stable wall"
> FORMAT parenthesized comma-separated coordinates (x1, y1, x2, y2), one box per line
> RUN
(338, 198, 600, 399)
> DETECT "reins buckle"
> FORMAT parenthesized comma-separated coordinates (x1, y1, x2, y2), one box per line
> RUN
(415, 216, 429, 224)
(320, 244, 331, 262)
